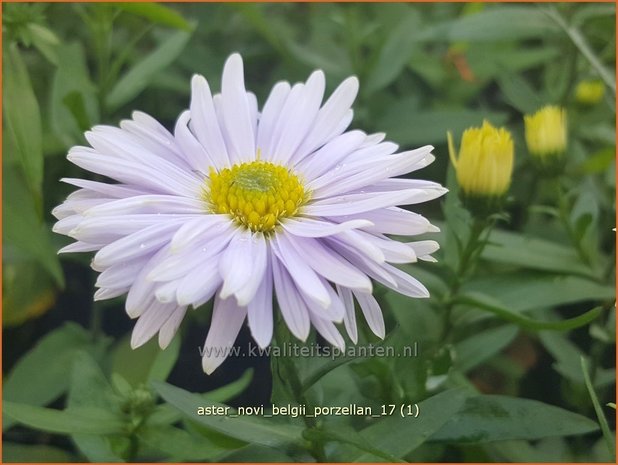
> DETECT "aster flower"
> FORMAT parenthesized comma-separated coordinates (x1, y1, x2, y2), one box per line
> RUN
(53, 53, 445, 374)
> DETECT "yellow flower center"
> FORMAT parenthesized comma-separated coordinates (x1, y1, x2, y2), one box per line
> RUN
(205, 161, 307, 233)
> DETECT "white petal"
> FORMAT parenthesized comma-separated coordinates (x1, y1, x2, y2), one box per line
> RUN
(202, 294, 247, 374)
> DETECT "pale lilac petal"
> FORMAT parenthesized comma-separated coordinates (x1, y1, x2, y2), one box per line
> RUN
(131, 300, 177, 348)
(285, 236, 372, 291)
(281, 217, 373, 238)
(94, 286, 129, 301)
(170, 215, 232, 251)
(408, 240, 440, 262)
(272, 255, 311, 341)
(301, 277, 345, 323)
(202, 294, 247, 374)
(295, 130, 366, 181)
(60, 178, 149, 198)
(234, 234, 268, 306)
(93, 220, 181, 268)
(353, 291, 385, 339)
(272, 235, 331, 308)
(294, 76, 359, 161)
(271, 71, 325, 165)
(174, 110, 215, 173)
(189, 74, 230, 167)
(309, 313, 345, 352)
(220, 53, 255, 164)
(59, 241, 104, 254)
(159, 306, 187, 349)
(338, 285, 358, 343)
(95, 257, 148, 289)
(247, 254, 274, 348)
(84, 195, 205, 216)
(257, 81, 291, 160)
(175, 254, 222, 307)
(219, 229, 255, 300)
(329, 207, 438, 236)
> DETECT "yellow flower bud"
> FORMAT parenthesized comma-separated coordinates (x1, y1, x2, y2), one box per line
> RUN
(448, 120, 514, 216)
(524, 105, 567, 175)
(575, 80, 605, 106)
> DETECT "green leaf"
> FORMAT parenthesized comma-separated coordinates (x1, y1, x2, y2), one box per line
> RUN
(454, 325, 519, 372)
(67, 352, 123, 462)
(116, 3, 192, 30)
(107, 28, 193, 110)
(498, 72, 543, 114)
(539, 331, 615, 388)
(3, 43, 43, 206)
(463, 273, 615, 313)
(306, 427, 404, 462)
(455, 292, 603, 331)
(147, 334, 181, 382)
(430, 395, 599, 442)
(27, 23, 60, 65)
(221, 444, 294, 462)
(380, 107, 508, 146)
(4, 402, 125, 435)
(50, 42, 98, 146)
(3, 167, 64, 287)
(365, 11, 420, 94)
(343, 388, 468, 461)
(138, 425, 228, 461)
(3, 443, 75, 463)
(4, 323, 90, 410)
(482, 228, 600, 280)
(420, 6, 559, 42)
(153, 381, 303, 448)
(581, 357, 616, 459)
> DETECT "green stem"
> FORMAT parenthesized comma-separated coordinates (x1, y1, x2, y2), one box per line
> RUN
(273, 321, 327, 462)
(441, 217, 492, 341)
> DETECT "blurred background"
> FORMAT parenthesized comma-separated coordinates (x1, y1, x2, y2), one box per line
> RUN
(3, 2, 616, 462)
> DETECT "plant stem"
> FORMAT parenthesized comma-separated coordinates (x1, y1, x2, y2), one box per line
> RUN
(273, 321, 327, 462)
(441, 217, 492, 341)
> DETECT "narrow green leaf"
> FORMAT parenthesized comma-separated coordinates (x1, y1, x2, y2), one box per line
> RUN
(107, 28, 193, 110)
(3, 43, 43, 206)
(138, 425, 228, 461)
(365, 11, 420, 94)
(581, 357, 616, 459)
(4, 323, 90, 408)
(4, 168, 64, 286)
(153, 381, 303, 447)
(431, 395, 599, 442)
(147, 334, 181, 383)
(50, 42, 99, 146)
(498, 72, 543, 114)
(343, 388, 468, 461)
(420, 6, 559, 42)
(116, 3, 192, 30)
(305, 427, 404, 462)
(454, 325, 519, 372)
(4, 402, 125, 435)
(455, 292, 603, 331)
(3, 442, 75, 463)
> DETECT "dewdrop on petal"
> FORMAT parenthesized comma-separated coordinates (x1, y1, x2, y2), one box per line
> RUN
(448, 120, 514, 217)
(53, 53, 446, 374)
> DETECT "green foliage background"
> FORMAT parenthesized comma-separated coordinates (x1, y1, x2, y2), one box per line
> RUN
(2, 2, 616, 462)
